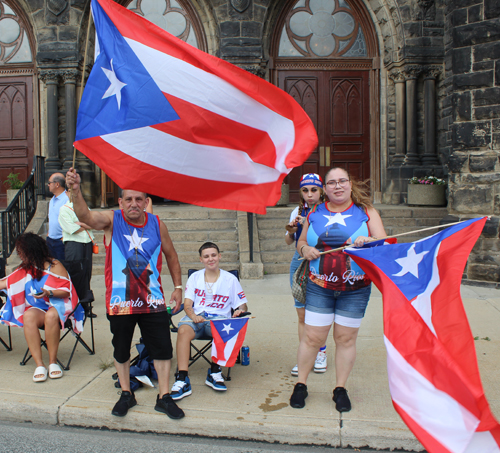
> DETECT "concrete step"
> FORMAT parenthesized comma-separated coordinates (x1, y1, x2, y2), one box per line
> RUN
(377, 206, 448, 219)
(261, 250, 295, 264)
(263, 262, 291, 275)
(258, 218, 291, 230)
(153, 209, 236, 220)
(260, 239, 296, 252)
(162, 219, 236, 231)
(258, 229, 288, 240)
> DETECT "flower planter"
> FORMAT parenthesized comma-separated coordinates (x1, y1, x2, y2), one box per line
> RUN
(6, 189, 20, 206)
(407, 184, 446, 206)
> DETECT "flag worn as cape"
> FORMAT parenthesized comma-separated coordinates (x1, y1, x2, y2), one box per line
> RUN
(74, 0, 318, 214)
(210, 317, 249, 367)
(345, 217, 500, 453)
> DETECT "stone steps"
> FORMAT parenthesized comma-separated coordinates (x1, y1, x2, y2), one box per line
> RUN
(90, 205, 239, 276)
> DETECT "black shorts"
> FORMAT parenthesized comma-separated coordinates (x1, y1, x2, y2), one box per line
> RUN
(107, 311, 173, 363)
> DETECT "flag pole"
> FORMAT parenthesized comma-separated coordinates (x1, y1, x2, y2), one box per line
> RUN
(70, 6, 93, 201)
(298, 218, 486, 261)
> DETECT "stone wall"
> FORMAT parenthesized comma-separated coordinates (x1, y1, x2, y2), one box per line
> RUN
(444, 0, 500, 283)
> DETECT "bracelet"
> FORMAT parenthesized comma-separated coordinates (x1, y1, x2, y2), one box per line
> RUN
(174, 285, 183, 289)
(300, 245, 307, 256)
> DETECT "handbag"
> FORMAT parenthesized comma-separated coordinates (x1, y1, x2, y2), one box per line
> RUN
(291, 258, 309, 304)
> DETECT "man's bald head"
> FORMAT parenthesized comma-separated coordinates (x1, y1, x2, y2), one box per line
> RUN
(48, 172, 66, 196)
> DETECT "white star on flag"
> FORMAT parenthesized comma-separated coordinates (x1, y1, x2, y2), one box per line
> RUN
(393, 243, 429, 278)
(102, 59, 126, 109)
(324, 212, 352, 227)
(124, 229, 149, 252)
(222, 323, 234, 334)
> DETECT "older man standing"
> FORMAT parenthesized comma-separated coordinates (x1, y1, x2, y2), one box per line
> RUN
(46, 173, 68, 261)
(65, 168, 184, 420)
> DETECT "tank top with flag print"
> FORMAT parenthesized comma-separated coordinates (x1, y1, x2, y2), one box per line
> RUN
(105, 210, 166, 315)
(307, 202, 371, 291)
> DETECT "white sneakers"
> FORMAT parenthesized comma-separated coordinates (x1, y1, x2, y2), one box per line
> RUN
(313, 351, 327, 373)
(291, 350, 328, 376)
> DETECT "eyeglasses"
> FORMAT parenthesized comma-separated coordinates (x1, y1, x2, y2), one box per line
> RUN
(47, 181, 55, 185)
(326, 179, 350, 188)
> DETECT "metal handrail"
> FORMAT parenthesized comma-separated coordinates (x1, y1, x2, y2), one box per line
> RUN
(1, 157, 46, 271)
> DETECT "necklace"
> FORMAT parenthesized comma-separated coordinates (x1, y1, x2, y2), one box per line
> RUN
(125, 221, 146, 268)
(205, 270, 220, 295)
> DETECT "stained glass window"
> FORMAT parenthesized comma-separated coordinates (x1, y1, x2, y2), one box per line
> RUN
(127, 0, 199, 48)
(0, 1, 33, 64)
(278, 0, 367, 58)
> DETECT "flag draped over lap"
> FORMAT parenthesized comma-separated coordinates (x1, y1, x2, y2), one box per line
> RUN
(74, 0, 318, 214)
(210, 317, 249, 367)
(345, 217, 500, 453)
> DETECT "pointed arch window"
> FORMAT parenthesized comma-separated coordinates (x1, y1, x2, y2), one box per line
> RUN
(126, 0, 204, 50)
(0, 1, 33, 64)
(278, 0, 367, 58)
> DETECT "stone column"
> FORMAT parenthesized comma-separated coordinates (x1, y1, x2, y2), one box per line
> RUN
(389, 70, 406, 166)
(40, 70, 61, 174)
(403, 65, 422, 166)
(422, 66, 441, 166)
(62, 70, 78, 172)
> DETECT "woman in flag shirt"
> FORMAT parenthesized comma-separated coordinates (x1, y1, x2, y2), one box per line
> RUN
(290, 167, 387, 413)
(0, 233, 83, 382)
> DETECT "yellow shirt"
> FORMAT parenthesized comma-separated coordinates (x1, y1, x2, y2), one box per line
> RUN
(58, 202, 95, 244)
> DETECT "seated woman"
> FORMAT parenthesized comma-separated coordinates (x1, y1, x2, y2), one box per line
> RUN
(170, 241, 248, 400)
(0, 233, 84, 382)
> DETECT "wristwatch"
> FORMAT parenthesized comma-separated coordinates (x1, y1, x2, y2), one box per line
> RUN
(49, 290, 54, 298)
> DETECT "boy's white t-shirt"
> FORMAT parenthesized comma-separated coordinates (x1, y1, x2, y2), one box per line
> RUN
(184, 269, 247, 318)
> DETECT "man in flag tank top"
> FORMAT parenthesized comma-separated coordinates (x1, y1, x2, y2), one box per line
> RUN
(65, 168, 184, 420)
(290, 167, 387, 414)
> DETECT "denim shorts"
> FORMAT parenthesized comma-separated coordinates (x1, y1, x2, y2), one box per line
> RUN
(178, 314, 226, 339)
(289, 250, 305, 309)
(305, 280, 371, 327)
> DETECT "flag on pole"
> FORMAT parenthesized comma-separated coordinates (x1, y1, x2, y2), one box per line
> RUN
(345, 217, 500, 453)
(210, 317, 249, 367)
(74, 0, 318, 214)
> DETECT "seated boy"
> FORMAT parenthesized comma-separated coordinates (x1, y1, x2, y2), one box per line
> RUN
(171, 242, 248, 400)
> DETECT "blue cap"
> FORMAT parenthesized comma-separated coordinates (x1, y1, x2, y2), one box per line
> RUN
(300, 173, 323, 188)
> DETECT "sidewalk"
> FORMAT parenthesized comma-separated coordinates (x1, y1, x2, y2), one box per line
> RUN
(0, 274, 498, 450)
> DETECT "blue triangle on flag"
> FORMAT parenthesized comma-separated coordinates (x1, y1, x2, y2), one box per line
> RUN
(212, 318, 248, 343)
(75, 0, 179, 141)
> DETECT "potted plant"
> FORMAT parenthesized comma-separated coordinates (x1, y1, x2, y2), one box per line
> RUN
(3, 172, 24, 205)
(407, 176, 447, 206)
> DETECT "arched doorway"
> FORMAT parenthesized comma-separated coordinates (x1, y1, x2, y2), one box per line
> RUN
(0, 0, 36, 207)
(270, 0, 379, 202)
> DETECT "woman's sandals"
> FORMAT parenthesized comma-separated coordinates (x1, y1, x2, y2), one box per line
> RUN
(33, 366, 47, 382)
(49, 363, 63, 379)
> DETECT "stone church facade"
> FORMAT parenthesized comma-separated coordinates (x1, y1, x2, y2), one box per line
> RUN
(0, 0, 499, 283)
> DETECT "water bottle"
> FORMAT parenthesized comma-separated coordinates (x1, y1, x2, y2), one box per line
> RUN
(241, 345, 250, 366)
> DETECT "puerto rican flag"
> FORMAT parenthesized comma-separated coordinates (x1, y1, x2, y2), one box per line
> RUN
(345, 217, 500, 453)
(0, 268, 84, 334)
(210, 317, 249, 367)
(74, 0, 318, 214)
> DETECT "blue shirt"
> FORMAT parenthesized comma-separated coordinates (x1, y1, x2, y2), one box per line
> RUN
(48, 191, 69, 239)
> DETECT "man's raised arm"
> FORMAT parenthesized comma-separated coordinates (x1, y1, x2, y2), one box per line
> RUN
(65, 168, 112, 231)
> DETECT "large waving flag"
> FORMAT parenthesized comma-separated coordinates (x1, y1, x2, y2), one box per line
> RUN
(74, 0, 318, 214)
(345, 217, 500, 453)
(210, 317, 249, 367)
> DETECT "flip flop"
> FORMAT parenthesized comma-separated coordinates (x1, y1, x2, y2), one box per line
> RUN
(33, 366, 48, 382)
(48, 363, 63, 379)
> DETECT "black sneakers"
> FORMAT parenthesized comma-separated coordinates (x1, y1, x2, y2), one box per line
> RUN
(290, 383, 308, 408)
(333, 387, 351, 412)
(154, 393, 185, 419)
(111, 390, 137, 417)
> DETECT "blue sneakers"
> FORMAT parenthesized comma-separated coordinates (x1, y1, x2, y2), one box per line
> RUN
(205, 369, 227, 391)
(170, 375, 192, 400)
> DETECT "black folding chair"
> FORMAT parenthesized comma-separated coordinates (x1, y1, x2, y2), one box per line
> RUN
(186, 268, 242, 381)
(0, 292, 12, 351)
(20, 260, 95, 370)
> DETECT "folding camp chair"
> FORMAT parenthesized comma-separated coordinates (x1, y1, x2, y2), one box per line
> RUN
(186, 268, 242, 381)
(0, 292, 12, 351)
(20, 259, 96, 370)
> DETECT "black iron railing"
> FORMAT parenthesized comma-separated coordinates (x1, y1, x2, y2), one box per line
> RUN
(1, 157, 46, 272)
